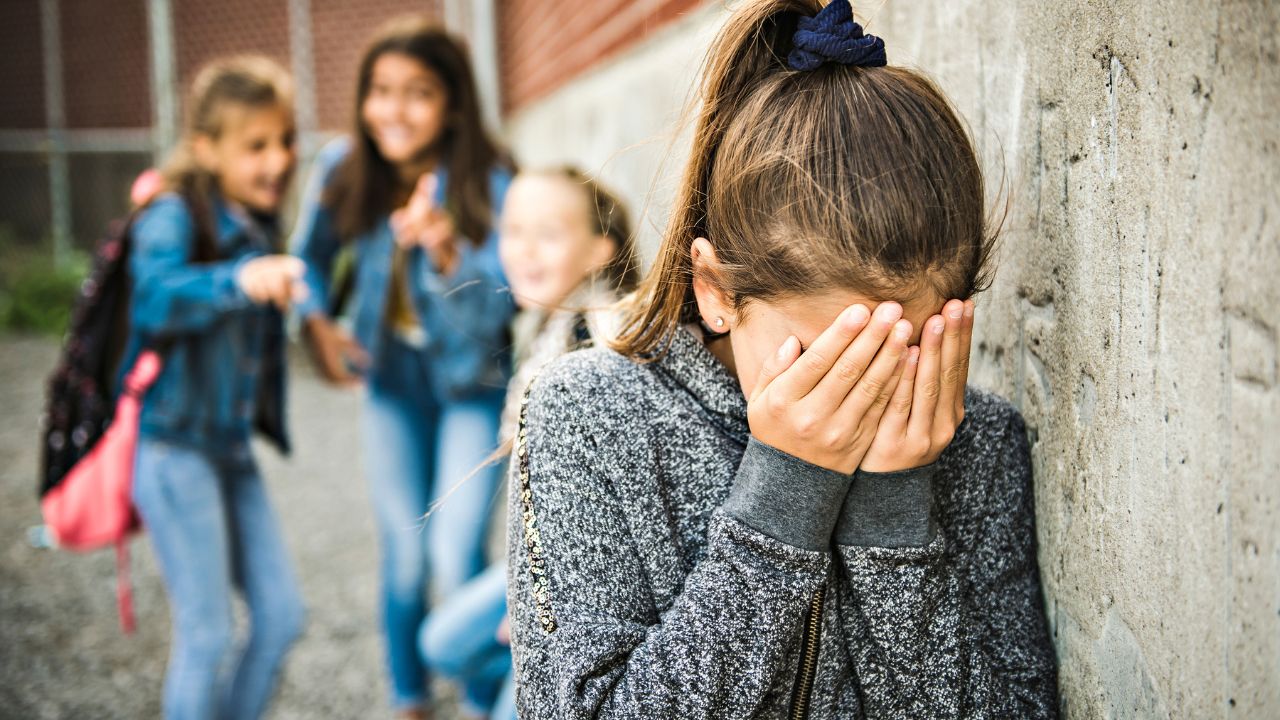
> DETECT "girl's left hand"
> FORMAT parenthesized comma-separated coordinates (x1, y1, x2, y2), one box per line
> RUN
(860, 299, 973, 473)
(391, 173, 460, 275)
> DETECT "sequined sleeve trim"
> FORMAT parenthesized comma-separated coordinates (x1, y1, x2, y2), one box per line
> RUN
(517, 385, 558, 634)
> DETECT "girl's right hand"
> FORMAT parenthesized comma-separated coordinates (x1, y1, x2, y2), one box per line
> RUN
(747, 303, 914, 474)
(236, 255, 308, 310)
(391, 173, 460, 275)
(302, 314, 370, 387)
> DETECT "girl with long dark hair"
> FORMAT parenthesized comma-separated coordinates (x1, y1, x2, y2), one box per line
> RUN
(291, 16, 514, 718)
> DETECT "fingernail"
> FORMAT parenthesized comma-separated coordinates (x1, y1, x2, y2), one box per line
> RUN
(879, 302, 903, 323)
(963, 301, 974, 319)
(932, 318, 945, 334)
(908, 346, 920, 364)
(777, 336, 795, 359)
(847, 304, 870, 325)
(948, 302, 963, 320)
(894, 320, 911, 340)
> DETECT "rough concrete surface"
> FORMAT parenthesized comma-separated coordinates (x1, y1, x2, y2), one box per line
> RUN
(875, 2, 1279, 716)
(505, 1, 1278, 717)
(0, 336, 475, 719)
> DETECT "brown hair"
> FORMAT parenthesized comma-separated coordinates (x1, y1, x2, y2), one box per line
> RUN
(158, 55, 294, 261)
(612, 0, 997, 357)
(524, 166, 642, 294)
(328, 15, 512, 244)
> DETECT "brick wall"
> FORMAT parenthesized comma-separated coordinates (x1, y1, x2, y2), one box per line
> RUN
(173, 0, 291, 92)
(61, 0, 150, 128)
(311, 0, 441, 132)
(496, 0, 707, 114)
(0, 0, 46, 129)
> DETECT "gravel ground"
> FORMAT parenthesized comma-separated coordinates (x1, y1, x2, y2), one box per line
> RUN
(0, 334, 481, 719)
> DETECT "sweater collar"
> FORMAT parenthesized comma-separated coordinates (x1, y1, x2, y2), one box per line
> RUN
(653, 325, 749, 443)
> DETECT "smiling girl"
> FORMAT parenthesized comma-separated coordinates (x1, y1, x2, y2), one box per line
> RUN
(506, 1, 1059, 718)
(126, 56, 306, 720)
(496, 167, 640, 439)
(290, 16, 514, 718)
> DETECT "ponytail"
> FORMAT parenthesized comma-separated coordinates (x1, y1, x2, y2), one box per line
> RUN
(612, 1, 819, 357)
(613, 0, 995, 358)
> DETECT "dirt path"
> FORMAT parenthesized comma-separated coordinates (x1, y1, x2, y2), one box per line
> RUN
(0, 335, 474, 719)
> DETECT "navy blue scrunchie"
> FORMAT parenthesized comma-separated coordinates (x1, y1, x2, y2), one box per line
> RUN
(787, 0, 886, 71)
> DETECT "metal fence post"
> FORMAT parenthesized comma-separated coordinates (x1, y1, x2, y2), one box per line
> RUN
(39, 0, 71, 266)
(287, 0, 320, 156)
(148, 0, 177, 165)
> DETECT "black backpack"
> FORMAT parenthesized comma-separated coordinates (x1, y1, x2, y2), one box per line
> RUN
(38, 195, 219, 500)
(39, 216, 138, 499)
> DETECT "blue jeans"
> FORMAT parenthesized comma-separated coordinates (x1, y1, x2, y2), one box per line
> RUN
(363, 334, 505, 710)
(132, 437, 305, 720)
(419, 562, 516, 719)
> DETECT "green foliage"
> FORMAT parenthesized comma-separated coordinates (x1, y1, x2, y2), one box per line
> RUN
(0, 225, 89, 336)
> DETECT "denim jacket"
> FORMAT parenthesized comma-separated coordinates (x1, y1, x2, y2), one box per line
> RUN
(291, 137, 514, 401)
(123, 192, 289, 454)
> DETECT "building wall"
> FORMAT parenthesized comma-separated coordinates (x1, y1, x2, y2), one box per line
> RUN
(496, 0, 706, 114)
(0, 1, 46, 131)
(502, 3, 727, 257)
(310, 0, 441, 133)
(0, 1, 51, 242)
(172, 0, 291, 87)
(56, 0, 153, 241)
(0, 0, 439, 248)
(502, 1, 1280, 717)
(875, 2, 1279, 715)
(61, 0, 150, 129)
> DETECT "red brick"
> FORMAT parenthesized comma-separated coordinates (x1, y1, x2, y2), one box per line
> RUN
(61, 0, 150, 128)
(311, 0, 442, 132)
(0, 0, 46, 129)
(173, 0, 291, 92)
(497, 0, 708, 114)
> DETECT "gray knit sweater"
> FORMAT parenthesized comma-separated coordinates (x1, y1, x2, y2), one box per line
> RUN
(507, 325, 1058, 719)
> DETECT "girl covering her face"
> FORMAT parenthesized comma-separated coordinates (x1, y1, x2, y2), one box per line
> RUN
(505, 1, 1058, 718)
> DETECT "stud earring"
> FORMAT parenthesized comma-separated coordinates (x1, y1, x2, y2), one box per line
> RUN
(700, 316, 728, 337)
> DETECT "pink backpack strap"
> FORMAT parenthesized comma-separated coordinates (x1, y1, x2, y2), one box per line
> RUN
(115, 539, 135, 635)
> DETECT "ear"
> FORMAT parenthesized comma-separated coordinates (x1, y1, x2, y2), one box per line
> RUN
(586, 233, 618, 275)
(690, 237, 734, 333)
(191, 134, 219, 173)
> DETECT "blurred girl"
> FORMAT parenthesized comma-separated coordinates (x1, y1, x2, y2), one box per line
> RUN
(419, 166, 639, 720)
(497, 167, 640, 439)
(291, 16, 514, 718)
(127, 56, 306, 720)
(506, 1, 1058, 718)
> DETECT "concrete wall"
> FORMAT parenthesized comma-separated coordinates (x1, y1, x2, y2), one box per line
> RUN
(503, 3, 728, 257)
(501, 1, 1280, 717)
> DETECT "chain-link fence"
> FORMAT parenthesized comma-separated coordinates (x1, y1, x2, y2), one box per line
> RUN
(0, 0, 442, 258)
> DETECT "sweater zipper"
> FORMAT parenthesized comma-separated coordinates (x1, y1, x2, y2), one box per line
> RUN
(790, 583, 826, 720)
